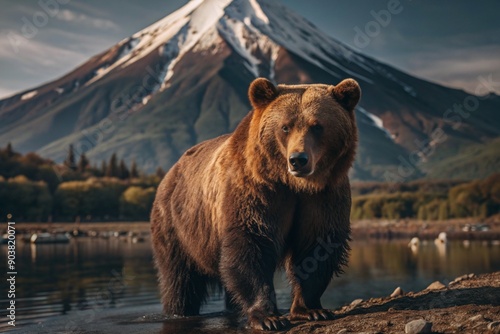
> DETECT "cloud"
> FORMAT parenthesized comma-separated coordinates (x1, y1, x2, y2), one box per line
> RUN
(405, 44, 500, 94)
(39, 27, 119, 57)
(56, 9, 119, 31)
(0, 37, 87, 99)
(0, 37, 86, 67)
(0, 23, 120, 98)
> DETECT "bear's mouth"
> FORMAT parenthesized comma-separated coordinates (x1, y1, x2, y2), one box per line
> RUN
(288, 168, 314, 178)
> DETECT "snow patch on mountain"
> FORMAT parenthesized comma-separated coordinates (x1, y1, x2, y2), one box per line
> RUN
(84, 7, 190, 86)
(85, 37, 142, 86)
(218, 19, 261, 76)
(358, 106, 394, 140)
(158, 26, 186, 89)
(21, 90, 38, 100)
(217, 2, 281, 80)
(118, 37, 141, 59)
(192, 27, 222, 53)
(225, 0, 270, 26)
(156, 0, 232, 89)
(249, 0, 269, 24)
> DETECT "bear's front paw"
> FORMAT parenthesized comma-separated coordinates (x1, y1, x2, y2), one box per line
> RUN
(249, 315, 291, 331)
(290, 308, 335, 321)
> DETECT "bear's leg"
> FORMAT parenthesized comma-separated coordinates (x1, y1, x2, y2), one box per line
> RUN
(219, 228, 290, 331)
(286, 234, 348, 321)
(224, 289, 240, 313)
(153, 230, 209, 316)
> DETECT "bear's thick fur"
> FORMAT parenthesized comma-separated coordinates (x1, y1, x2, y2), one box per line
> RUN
(151, 78, 360, 331)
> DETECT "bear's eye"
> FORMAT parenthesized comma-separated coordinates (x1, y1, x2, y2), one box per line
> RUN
(311, 124, 323, 134)
(282, 125, 290, 133)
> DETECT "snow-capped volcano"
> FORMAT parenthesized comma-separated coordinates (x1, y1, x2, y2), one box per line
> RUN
(86, 0, 368, 90)
(1, 0, 499, 180)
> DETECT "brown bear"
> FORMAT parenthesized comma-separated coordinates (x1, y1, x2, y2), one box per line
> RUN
(151, 77, 360, 331)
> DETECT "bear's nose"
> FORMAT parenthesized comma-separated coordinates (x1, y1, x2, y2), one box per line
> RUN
(289, 152, 309, 170)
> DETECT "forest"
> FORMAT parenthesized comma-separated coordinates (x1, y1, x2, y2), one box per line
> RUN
(0, 143, 499, 222)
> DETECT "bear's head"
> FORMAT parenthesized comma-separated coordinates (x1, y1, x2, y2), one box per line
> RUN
(247, 78, 360, 192)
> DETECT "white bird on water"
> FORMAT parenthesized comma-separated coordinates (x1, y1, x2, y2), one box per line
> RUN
(408, 237, 420, 247)
(408, 237, 420, 254)
(434, 232, 448, 258)
(435, 232, 447, 244)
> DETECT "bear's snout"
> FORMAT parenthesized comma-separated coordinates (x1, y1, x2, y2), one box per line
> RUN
(288, 152, 312, 177)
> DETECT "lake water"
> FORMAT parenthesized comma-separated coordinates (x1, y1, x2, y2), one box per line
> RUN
(1, 237, 500, 332)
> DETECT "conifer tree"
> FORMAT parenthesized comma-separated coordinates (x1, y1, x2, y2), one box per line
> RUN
(77, 153, 90, 173)
(5, 142, 14, 157)
(64, 145, 77, 171)
(119, 159, 130, 179)
(106, 153, 119, 177)
(156, 166, 166, 179)
(130, 160, 139, 179)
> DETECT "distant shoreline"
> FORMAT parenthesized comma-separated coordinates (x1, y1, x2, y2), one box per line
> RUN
(5, 219, 500, 241)
(351, 218, 500, 241)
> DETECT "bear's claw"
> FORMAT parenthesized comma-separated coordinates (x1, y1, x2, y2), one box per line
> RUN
(290, 308, 335, 321)
(250, 315, 291, 331)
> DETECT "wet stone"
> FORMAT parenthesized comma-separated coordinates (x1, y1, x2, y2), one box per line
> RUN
(405, 319, 433, 334)
(426, 281, 446, 291)
(390, 286, 404, 298)
(350, 299, 363, 307)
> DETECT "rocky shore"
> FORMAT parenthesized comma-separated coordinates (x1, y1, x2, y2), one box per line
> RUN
(289, 271, 500, 334)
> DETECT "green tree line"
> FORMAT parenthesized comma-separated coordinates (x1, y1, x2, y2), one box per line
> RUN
(0, 144, 161, 221)
(351, 173, 500, 220)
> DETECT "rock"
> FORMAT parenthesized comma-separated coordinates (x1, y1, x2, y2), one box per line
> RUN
(468, 314, 484, 322)
(337, 329, 348, 334)
(468, 273, 476, 279)
(405, 319, 433, 334)
(450, 274, 469, 285)
(350, 298, 363, 307)
(488, 321, 500, 334)
(390, 286, 404, 298)
(426, 281, 446, 290)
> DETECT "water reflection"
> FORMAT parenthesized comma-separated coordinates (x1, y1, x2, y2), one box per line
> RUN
(321, 239, 500, 309)
(0, 238, 499, 331)
(0, 238, 158, 331)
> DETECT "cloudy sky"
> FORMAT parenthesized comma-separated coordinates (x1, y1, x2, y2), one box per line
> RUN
(0, 0, 499, 99)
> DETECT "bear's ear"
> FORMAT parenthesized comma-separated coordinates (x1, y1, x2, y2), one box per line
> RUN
(329, 78, 361, 111)
(248, 78, 279, 109)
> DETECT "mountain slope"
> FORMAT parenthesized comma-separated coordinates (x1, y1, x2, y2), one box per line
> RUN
(422, 137, 500, 180)
(1, 0, 499, 180)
